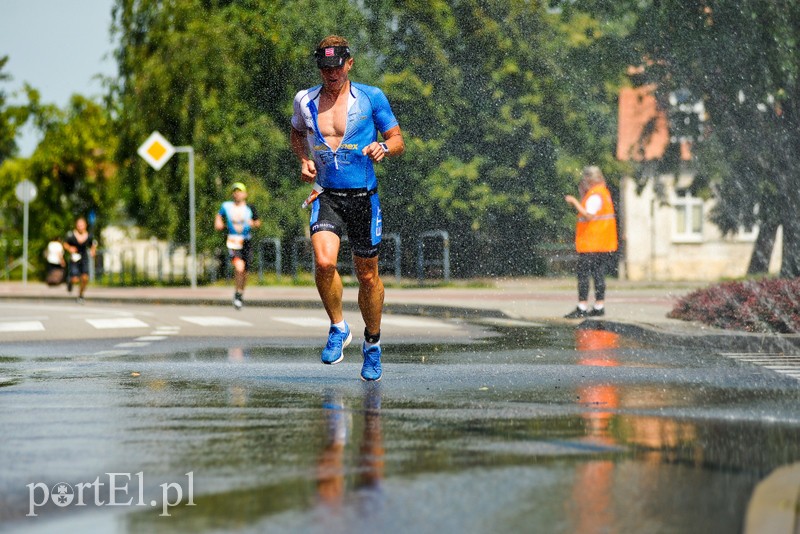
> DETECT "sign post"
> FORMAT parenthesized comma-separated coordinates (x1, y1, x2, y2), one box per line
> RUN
(14, 180, 37, 286)
(137, 131, 197, 289)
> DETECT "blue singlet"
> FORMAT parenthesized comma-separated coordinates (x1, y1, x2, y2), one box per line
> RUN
(291, 82, 399, 191)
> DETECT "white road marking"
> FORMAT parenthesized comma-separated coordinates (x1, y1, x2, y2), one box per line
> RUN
(93, 350, 132, 356)
(271, 315, 458, 329)
(478, 317, 545, 328)
(381, 316, 456, 329)
(136, 336, 168, 341)
(115, 342, 151, 348)
(180, 316, 252, 327)
(153, 327, 180, 334)
(720, 352, 800, 382)
(271, 317, 330, 328)
(0, 321, 45, 332)
(86, 318, 150, 329)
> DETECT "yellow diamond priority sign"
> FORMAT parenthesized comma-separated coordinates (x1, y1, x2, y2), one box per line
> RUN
(137, 131, 176, 171)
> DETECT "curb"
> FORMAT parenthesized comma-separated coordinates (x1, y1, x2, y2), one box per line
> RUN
(586, 319, 800, 353)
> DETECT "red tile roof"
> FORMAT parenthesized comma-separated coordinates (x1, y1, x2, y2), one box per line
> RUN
(617, 85, 692, 162)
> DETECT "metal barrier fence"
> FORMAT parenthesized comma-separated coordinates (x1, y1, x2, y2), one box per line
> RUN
(96, 230, 449, 285)
(417, 230, 450, 283)
(258, 237, 282, 282)
(292, 236, 314, 278)
(97, 246, 214, 285)
(536, 243, 579, 277)
(381, 233, 402, 282)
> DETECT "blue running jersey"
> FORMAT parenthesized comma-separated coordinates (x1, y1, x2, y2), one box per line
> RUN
(218, 201, 258, 240)
(291, 82, 399, 190)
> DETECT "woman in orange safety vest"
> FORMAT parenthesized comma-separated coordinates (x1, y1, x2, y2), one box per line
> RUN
(563, 166, 618, 319)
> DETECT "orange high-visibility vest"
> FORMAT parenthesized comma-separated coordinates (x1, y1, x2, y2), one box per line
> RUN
(575, 183, 618, 253)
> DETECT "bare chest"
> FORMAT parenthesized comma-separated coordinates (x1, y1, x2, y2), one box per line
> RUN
(316, 93, 349, 148)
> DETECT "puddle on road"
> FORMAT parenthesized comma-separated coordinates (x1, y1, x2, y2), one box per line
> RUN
(2, 326, 799, 532)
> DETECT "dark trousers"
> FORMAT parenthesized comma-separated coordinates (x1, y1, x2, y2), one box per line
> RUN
(577, 252, 614, 301)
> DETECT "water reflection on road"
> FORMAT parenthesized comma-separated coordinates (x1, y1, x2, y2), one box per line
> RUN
(315, 386, 384, 526)
(1, 324, 799, 533)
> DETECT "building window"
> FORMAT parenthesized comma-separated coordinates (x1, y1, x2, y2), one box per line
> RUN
(673, 189, 703, 241)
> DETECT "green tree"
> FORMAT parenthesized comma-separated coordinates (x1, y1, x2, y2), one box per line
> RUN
(111, 0, 633, 278)
(0, 56, 30, 165)
(630, 0, 800, 277)
(0, 92, 118, 276)
(111, 0, 369, 255)
(0, 56, 25, 274)
(370, 0, 632, 275)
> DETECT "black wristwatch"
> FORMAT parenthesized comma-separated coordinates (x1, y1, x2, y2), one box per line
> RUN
(379, 142, 390, 155)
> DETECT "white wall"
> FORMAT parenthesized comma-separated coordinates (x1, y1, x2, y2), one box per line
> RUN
(620, 175, 782, 281)
(100, 226, 188, 277)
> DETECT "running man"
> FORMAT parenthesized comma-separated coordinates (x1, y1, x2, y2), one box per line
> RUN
(214, 182, 261, 310)
(290, 35, 405, 381)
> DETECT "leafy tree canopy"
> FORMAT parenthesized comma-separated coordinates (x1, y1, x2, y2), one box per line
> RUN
(110, 0, 632, 276)
(629, 0, 800, 276)
(0, 91, 118, 274)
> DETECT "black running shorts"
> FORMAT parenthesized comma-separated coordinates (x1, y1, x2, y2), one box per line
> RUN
(309, 188, 382, 258)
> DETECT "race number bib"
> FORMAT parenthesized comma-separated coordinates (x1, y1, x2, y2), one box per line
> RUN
(226, 235, 245, 250)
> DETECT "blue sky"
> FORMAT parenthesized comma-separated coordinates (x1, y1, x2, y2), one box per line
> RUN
(0, 0, 116, 155)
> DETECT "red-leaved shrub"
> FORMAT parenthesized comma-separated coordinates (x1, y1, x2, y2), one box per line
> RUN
(668, 278, 800, 333)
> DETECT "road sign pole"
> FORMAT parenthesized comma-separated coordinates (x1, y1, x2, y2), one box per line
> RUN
(176, 146, 197, 289)
(22, 195, 29, 286)
(138, 132, 197, 289)
(15, 180, 37, 286)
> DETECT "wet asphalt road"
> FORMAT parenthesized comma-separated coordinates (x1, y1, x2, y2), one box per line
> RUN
(1, 301, 800, 533)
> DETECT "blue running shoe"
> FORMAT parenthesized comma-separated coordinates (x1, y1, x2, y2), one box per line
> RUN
(360, 343, 382, 381)
(321, 323, 351, 365)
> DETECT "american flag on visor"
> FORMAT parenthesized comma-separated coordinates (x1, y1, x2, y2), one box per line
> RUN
(325, 47, 335, 57)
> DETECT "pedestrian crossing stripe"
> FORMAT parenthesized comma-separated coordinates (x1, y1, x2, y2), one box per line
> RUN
(2, 314, 457, 332)
(270, 316, 456, 329)
(180, 316, 252, 327)
(271, 317, 330, 328)
(86, 318, 150, 329)
(382, 317, 455, 329)
(0, 321, 45, 332)
(152, 327, 180, 335)
(720, 352, 800, 382)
